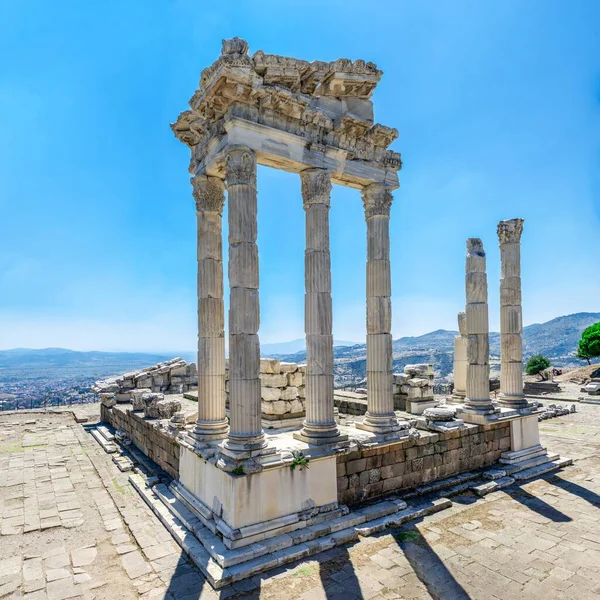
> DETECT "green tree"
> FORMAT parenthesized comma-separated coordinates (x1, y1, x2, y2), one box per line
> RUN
(526, 354, 551, 378)
(577, 322, 600, 365)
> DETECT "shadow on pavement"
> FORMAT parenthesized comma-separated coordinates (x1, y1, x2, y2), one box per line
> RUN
(503, 484, 572, 522)
(393, 527, 471, 600)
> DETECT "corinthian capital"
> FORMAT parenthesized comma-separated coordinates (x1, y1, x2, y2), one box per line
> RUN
(225, 146, 256, 187)
(362, 183, 393, 219)
(300, 168, 331, 209)
(497, 218, 524, 245)
(191, 175, 225, 214)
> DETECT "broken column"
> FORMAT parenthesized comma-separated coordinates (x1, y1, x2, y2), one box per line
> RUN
(357, 183, 407, 434)
(448, 312, 467, 405)
(222, 146, 267, 454)
(461, 238, 497, 421)
(191, 175, 229, 441)
(295, 169, 345, 444)
(496, 218, 528, 410)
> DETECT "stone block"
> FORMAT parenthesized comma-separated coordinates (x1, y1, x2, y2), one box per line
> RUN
(287, 371, 304, 387)
(261, 387, 281, 401)
(260, 358, 281, 374)
(279, 362, 298, 373)
(260, 373, 287, 388)
(280, 386, 299, 400)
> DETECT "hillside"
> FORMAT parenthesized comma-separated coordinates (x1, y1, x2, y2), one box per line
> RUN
(271, 312, 600, 384)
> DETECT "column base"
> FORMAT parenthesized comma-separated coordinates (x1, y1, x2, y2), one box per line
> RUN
(219, 433, 273, 460)
(496, 393, 530, 410)
(190, 419, 229, 443)
(293, 422, 348, 446)
(446, 393, 465, 406)
(356, 413, 411, 435)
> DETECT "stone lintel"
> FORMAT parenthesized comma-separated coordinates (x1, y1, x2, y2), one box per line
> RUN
(197, 117, 399, 190)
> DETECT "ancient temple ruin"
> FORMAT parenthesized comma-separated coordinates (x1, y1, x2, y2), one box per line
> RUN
(97, 38, 570, 588)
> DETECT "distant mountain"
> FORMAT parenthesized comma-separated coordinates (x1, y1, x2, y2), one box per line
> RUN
(260, 338, 357, 356)
(268, 312, 600, 384)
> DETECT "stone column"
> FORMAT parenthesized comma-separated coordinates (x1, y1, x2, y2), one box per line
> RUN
(357, 183, 405, 434)
(448, 311, 467, 405)
(295, 169, 346, 445)
(462, 238, 496, 418)
(497, 218, 528, 409)
(191, 175, 229, 441)
(222, 146, 266, 453)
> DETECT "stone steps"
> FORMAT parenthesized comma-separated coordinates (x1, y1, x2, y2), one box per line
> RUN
(90, 428, 117, 453)
(472, 455, 572, 496)
(129, 473, 453, 588)
(512, 458, 572, 482)
(504, 453, 560, 476)
(402, 472, 479, 499)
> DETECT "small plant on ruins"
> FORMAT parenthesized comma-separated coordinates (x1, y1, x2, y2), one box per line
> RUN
(576, 322, 600, 366)
(231, 464, 245, 476)
(526, 354, 551, 378)
(290, 450, 309, 472)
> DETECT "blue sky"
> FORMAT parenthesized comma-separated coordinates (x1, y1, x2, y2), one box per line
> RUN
(0, 0, 598, 352)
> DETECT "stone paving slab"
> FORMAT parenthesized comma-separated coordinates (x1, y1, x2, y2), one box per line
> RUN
(2, 404, 600, 599)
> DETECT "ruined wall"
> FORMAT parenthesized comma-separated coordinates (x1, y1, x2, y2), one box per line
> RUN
(225, 359, 306, 424)
(94, 358, 197, 398)
(336, 421, 511, 505)
(101, 403, 180, 478)
(393, 364, 435, 410)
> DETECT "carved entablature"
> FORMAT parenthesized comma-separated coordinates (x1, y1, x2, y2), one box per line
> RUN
(172, 38, 402, 179)
(497, 218, 524, 245)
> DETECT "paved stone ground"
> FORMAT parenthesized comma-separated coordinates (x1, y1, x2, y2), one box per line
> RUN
(1, 401, 600, 599)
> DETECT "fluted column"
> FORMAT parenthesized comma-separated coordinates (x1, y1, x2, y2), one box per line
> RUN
(357, 183, 405, 434)
(448, 311, 467, 405)
(295, 169, 345, 445)
(222, 146, 266, 453)
(497, 218, 528, 409)
(191, 175, 229, 442)
(463, 238, 496, 416)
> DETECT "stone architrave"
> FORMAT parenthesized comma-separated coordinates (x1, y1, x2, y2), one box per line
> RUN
(221, 146, 267, 454)
(448, 312, 467, 405)
(496, 218, 529, 409)
(294, 169, 346, 445)
(462, 239, 496, 418)
(356, 184, 408, 434)
(190, 175, 229, 441)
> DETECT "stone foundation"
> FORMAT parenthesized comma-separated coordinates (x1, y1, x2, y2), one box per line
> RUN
(101, 403, 181, 478)
(336, 421, 511, 505)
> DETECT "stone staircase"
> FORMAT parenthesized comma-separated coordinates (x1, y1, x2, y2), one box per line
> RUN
(129, 473, 450, 588)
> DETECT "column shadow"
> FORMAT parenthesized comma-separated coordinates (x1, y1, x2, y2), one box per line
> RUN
(162, 551, 208, 600)
(501, 485, 572, 522)
(391, 525, 471, 600)
(543, 473, 600, 508)
(317, 545, 363, 600)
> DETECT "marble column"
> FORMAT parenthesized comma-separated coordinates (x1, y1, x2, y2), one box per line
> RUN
(222, 146, 266, 453)
(191, 175, 229, 442)
(497, 218, 528, 409)
(295, 169, 346, 444)
(357, 183, 405, 434)
(448, 311, 467, 405)
(462, 238, 496, 417)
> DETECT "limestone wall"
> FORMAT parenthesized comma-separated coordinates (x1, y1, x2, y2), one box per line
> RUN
(93, 358, 198, 399)
(336, 421, 511, 505)
(101, 403, 180, 478)
(225, 359, 306, 423)
(393, 364, 435, 410)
